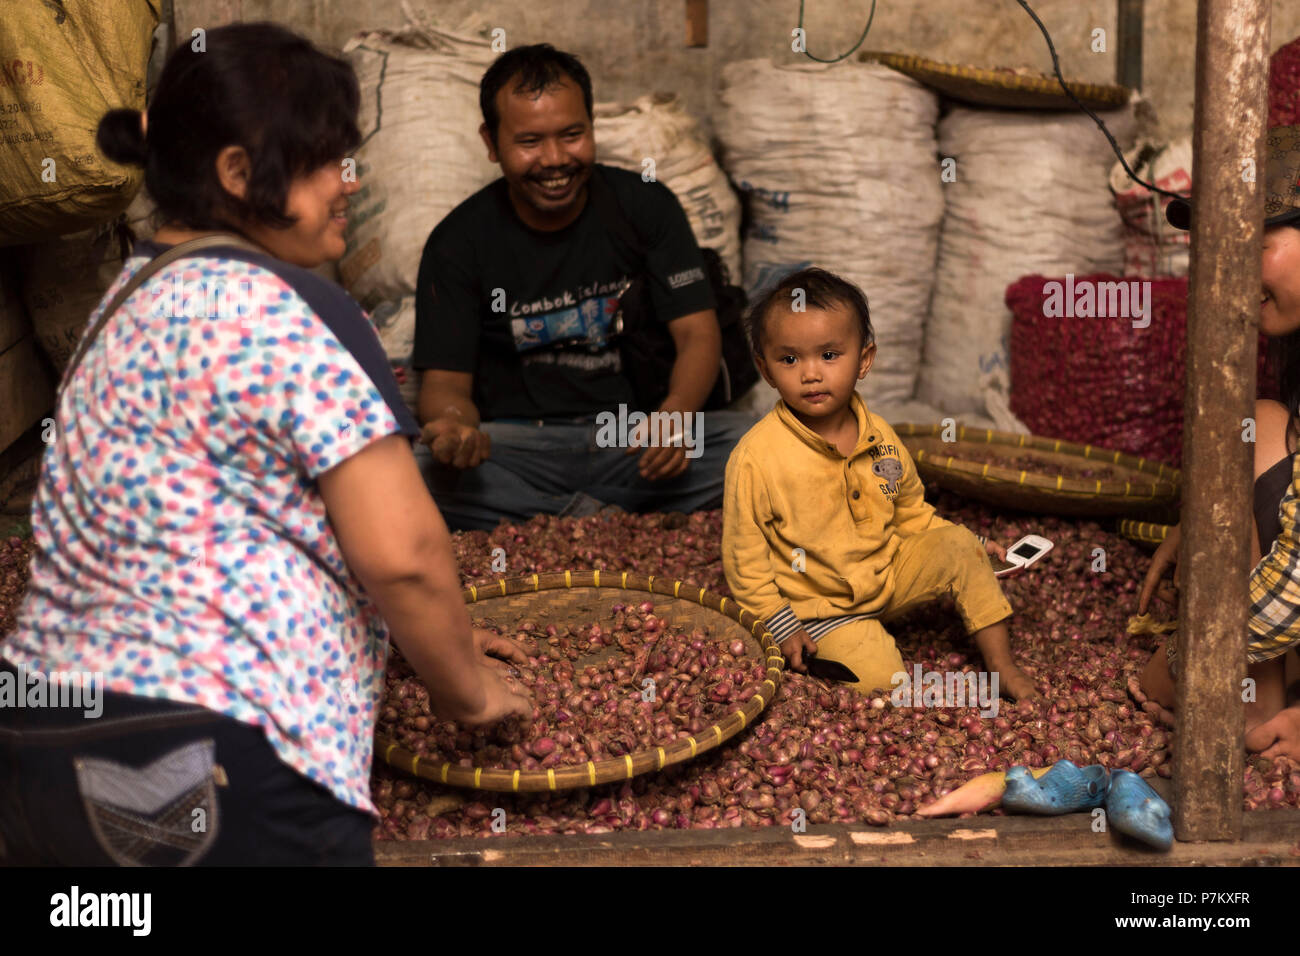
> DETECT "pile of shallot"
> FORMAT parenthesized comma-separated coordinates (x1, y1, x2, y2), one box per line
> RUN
(372, 491, 1300, 840)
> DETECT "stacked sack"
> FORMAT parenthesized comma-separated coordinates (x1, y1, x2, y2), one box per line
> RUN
(1270, 35, 1300, 127)
(917, 106, 1135, 416)
(594, 94, 742, 283)
(1109, 139, 1191, 278)
(717, 59, 943, 409)
(339, 25, 501, 411)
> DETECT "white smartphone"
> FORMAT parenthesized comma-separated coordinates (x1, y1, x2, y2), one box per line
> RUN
(991, 534, 1054, 577)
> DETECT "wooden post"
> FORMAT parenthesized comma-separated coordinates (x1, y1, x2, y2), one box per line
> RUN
(1115, 0, 1143, 90)
(685, 0, 708, 48)
(1174, 0, 1271, 841)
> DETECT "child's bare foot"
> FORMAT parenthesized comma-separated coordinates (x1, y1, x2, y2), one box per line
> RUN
(1245, 704, 1300, 759)
(994, 663, 1040, 701)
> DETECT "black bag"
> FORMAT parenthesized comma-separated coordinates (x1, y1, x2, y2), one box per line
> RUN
(592, 174, 758, 412)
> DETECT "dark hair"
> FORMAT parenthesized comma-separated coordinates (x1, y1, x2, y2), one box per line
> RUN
(745, 267, 874, 355)
(96, 22, 360, 232)
(479, 44, 593, 147)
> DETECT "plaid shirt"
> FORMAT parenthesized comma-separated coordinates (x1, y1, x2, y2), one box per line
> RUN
(1168, 454, 1300, 676)
(1247, 456, 1300, 661)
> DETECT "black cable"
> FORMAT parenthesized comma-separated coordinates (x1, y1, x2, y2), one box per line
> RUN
(797, 0, 877, 64)
(1017, 0, 1187, 200)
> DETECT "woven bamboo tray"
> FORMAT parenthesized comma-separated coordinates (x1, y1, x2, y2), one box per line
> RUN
(859, 51, 1131, 111)
(375, 571, 784, 793)
(894, 424, 1180, 517)
(1119, 519, 1174, 547)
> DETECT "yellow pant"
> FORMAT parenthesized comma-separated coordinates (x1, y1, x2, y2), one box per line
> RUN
(815, 525, 1013, 694)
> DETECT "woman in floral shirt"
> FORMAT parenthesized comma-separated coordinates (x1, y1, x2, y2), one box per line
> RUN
(0, 23, 529, 866)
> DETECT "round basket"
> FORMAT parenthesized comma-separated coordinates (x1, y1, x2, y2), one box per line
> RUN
(894, 423, 1180, 517)
(859, 51, 1131, 111)
(375, 571, 784, 793)
(1118, 519, 1174, 547)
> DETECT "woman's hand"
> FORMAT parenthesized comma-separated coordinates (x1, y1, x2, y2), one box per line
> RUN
(1138, 524, 1181, 614)
(456, 664, 533, 729)
(472, 627, 529, 669)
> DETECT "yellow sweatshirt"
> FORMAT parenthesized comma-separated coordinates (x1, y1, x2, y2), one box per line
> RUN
(722, 393, 951, 629)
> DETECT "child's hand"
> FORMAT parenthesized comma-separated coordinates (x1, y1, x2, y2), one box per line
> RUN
(983, 539, 1008, 562)
(781, 628, 819, 674)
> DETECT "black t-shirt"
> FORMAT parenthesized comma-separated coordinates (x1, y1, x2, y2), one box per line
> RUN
(412, 164, 715, 420)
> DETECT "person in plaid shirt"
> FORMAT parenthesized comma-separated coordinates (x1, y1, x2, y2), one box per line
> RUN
(1138, 126, 1300, 759)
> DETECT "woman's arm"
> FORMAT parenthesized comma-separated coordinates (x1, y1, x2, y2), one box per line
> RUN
(318, 434, 528, 725)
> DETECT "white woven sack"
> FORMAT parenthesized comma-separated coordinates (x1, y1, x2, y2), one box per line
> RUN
(917, 106, 1134, 415)
(1109, 137, 1192, 278)
(595, 94, 742, 281)
(340, 26, 499, 306)
(717, 59, 943, 406)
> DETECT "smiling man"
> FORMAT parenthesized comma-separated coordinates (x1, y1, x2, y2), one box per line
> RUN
(411, 44, 752, 530)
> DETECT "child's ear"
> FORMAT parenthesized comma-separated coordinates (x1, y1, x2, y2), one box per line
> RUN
(859, 341, 877, 379)
(754, 352, 777, 388)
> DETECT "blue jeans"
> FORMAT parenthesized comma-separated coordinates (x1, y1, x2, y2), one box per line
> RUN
(417, 411, 757, 531)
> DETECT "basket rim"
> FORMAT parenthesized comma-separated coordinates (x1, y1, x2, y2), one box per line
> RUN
(858, 50, 1131, 109)
(376, 571, 784, 793)
(1118, 519, 1174, 545)
(894, 423, 1180, 499)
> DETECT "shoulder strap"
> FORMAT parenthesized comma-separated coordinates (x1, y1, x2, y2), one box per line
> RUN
(59, 233, 266, 396)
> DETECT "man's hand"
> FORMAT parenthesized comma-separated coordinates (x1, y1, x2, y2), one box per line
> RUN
(422, 415, 491, 469)
(625, 408, 691, 481)
(1244, 704, 1300, 758)
(780, 628, 819, 674)
(1138, 523, 1182, 614)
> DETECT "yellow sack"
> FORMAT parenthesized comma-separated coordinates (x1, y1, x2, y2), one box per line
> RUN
(0, 1, 159, 244)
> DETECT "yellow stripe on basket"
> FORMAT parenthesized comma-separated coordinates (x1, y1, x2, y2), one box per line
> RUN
(1053, 439, 1062, 452)
(1084, 444, 1093, 458)
(594, 569, 601, 587)
(1095, 480, 1102, 494)
(512, 770, 520, 792)
(473, 767, 482, 788)
(713, 724, 723, 743)
(1125, 481, 1132, 497)
(982, 463, 990, 478)
(532, 573, 539, 591)
(565, 570, 572, 587)
(441, 763, 450, 784)
(700, 588, 707, 605)
(1113, 450, 1121, 463)
(412, 755, 420, 775)
(736, 708, 748, 728)
(720, 597, 728, 614)
(625, 755, 634, 778)
(688, 737, 698, 757)
(547, 768, 556, 790)
(648, 575, 655, 592)
(657, 747, 667, 769)
(622, 571, 628, 588)
(674, 581, 681, 597)
(588, 761, 597, 786)
(764, 678, 777, 692)
(498, 579, 507, 596)
(751, 620, 762, 634)
(985, 428, 992, 442)
(469, 585, 478, 602)
(385, 741, 397, 762)
(751, 694, 765, 709)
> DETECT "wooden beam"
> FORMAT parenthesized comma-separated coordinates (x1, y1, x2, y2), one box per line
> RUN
(1116, 0, 1144, 90)
(685, 0, 708, 48)
(1175, 0, 1271, 841)
(376, 809, 1300, 867)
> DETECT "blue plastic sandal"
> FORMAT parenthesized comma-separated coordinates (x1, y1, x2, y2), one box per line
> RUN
(1105, 769, 1173, 850)
(1002, 760, 1110, 815)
